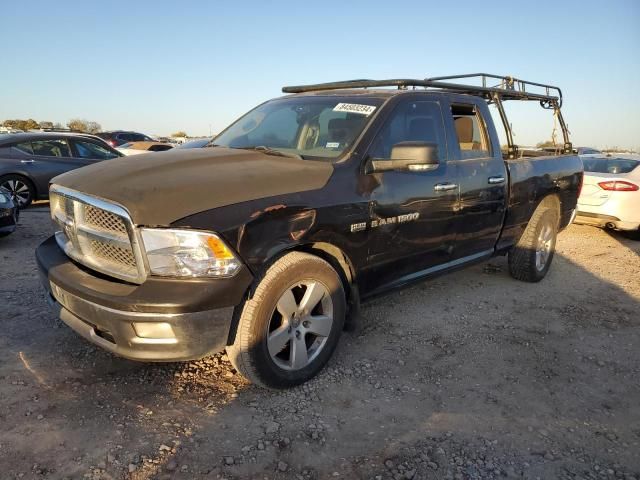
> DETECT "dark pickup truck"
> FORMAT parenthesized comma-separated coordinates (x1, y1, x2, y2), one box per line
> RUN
(37, 74, 583, 388)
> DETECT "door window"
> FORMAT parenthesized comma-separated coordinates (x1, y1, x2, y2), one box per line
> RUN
(74, 140, 120, 160)
(13, 143, 34, 154)
(450, 104, 491, 159)
(369, 101, 447, 160)
(29, 139, 72, 157)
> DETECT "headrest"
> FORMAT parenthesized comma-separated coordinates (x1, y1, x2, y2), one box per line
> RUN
(455, 117, 473, 143)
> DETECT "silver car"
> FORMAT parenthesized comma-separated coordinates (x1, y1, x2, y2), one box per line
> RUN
(575, 154, 640, 232)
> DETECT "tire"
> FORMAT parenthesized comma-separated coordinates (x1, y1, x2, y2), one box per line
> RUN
(226, 251, 346, 389)
(0, 175, 35, 208)
(508, 204, 559, 282)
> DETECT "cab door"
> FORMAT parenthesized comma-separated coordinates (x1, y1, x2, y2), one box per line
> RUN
(442, 97, 508, 259)
(361, 96, 460, 295)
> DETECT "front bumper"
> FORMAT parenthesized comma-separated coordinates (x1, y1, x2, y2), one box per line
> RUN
(36, 235, 253, 361)
(0, 205, 17, 233)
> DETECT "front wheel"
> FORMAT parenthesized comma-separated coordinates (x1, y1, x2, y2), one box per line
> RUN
(226, 251, 346, 389)
(508, 205, 559, 282)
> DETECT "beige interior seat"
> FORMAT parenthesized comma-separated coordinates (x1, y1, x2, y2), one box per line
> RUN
(454, 116, 480, 151)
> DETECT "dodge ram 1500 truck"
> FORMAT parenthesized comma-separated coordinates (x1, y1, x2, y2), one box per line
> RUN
(37, 74, 583, 388)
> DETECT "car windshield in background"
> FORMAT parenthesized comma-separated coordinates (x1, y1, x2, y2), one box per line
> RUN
(212, 96, 384, 161)
(582, 157, 639, 174)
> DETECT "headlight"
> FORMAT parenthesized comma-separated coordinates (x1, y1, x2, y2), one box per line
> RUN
(140, 228, 241, 278)
(0, 192, 9, 204)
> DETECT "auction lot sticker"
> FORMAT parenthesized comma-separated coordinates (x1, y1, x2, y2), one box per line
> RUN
(333, 103, 377, 116)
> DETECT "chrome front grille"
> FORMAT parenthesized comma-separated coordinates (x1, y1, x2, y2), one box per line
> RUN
(49, 186, 146, 284)
(84, 205, 128, 234)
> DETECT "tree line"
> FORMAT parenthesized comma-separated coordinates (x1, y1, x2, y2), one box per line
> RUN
(2, 118, 102, 134)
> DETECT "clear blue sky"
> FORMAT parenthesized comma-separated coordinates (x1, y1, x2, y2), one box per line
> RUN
(1, 0, 639, 150)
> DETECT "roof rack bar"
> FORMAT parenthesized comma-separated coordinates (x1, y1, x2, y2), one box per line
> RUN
(425, 73, 563, 107)
(282, 75, 562, 106)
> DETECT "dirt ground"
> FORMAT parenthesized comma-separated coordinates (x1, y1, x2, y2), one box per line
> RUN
(1, 206, 639, 480)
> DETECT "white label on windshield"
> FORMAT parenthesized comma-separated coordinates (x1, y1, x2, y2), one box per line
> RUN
(326, 142, 340, 148)
(333, 103, 377, 116)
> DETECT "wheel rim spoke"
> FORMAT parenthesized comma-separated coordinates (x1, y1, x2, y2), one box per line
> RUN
(299, 281, 325, 313)
(267, 324, 290, 357)
(305, 315, 332, 337)
(276, 289, 297, 321)
(290, 334, 309, 369)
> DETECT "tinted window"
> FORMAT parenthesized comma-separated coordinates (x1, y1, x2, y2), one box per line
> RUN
(450, 104, 491, 159)
(148, 144, 173, 152)
(369, 100, 447, 160)
(13, 142, 34, 154)
(582, 157, 639, 174)
(31, 139, 72, 157)
(74, 140, 120, 160)
(130, 133, 150, 142)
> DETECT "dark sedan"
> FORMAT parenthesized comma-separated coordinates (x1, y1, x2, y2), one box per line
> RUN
(0, 132, 123, 207)
(0, 189, 19, 237)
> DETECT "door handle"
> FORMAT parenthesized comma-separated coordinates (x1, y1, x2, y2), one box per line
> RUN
(20, 159, 35, 164)
(434, 183, 458, 192)
(488, 176, 505, 184)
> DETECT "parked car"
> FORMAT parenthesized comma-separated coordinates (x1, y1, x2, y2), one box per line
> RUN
(0, 188, 19, 237)
(117, 141, 174, 156)
(575, 154, 640, 233)
(95, 131, 155, 148)
(575, 146, 602, 155)
(175, 138, 212, 149)
(37, 74, 582, 388)
(0, 132, 123, 206)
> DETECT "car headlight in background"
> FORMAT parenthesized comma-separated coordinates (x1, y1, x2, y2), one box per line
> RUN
(0, 190, 11, 204)
(140, 228, 241, 278)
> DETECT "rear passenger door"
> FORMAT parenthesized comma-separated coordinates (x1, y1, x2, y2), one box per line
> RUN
(11, 138, 79, 193)
(443, 97, 508, 260)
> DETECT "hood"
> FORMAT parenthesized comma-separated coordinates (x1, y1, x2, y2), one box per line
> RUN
(53, 147, 334, 225)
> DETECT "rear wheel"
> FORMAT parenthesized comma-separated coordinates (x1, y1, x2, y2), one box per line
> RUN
(0, 175, 35, 207)
(226, 251, 346, 389)
(508, 203, 559, 282)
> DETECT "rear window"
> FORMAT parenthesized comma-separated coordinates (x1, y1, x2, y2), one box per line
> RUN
(582, 157, 639, 174)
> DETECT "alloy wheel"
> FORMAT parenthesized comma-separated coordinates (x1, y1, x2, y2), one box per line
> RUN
(267, 280, 334, 371)
(1, 180, 31, 207)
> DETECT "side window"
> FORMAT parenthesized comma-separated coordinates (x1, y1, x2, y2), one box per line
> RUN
(450, 104, 491, 159)
(119, 133, 134, 142)
(13, 143, 34, 155)
(148, 144, 172, 152)
(74, 140, 120, 160)
(30, 139, 72, 157)
(369, 101, 447, 160)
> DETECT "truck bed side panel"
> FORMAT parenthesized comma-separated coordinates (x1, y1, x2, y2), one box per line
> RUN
(497, 154, 583, 252)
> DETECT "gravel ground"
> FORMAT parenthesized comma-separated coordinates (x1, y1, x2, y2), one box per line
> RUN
(1, 207, 639, 480)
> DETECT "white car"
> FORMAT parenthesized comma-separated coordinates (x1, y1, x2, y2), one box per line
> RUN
(575, 154, 640, 233)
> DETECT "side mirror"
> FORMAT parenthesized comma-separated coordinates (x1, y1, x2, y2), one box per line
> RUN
(368, 141, 439, 173)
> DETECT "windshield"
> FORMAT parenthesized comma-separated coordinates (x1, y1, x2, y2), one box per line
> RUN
(213, 96, 384, 161)
(582, 157, 639, 174)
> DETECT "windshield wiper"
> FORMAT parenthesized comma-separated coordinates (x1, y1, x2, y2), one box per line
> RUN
(233, 146, 301, 159)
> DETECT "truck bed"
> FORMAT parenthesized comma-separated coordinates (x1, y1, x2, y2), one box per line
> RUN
(496, 154, 583, 252)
